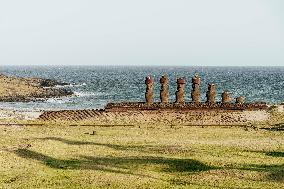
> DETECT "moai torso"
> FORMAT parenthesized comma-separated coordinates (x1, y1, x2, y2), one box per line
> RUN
(191, 75, 201, 103)
(175, 78, 186, 103)
(145, 76, 154, 104)
(236, 96, 244, 104)
(206, 84, 216, 103)
(160, 75, 169, 103)
(221, 91, 231, 103)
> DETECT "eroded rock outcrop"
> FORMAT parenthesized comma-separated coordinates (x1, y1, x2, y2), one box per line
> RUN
(0, 74, 72, 102)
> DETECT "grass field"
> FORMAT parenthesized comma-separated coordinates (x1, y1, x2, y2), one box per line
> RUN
(0, 120, 283, 189)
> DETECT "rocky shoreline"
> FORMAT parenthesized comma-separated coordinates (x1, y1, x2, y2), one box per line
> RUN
(0, 74, 73, 102)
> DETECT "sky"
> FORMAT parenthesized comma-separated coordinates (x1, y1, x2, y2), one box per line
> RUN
(0, 0, 283, 66)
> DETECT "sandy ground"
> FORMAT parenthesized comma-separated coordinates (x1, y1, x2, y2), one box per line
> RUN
(277, 105, 284, 113)
(0, 109, 42, 120)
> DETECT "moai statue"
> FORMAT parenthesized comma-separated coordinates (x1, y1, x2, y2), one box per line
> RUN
(206, 83, 216, 103)
(221, 91, 231, 103)
(236, 96, 245, 104)
(160, 75, 169, 103)
(175, 78, 186, 103)
(191, 75, 201, 103)
(145, 76, 154, 104)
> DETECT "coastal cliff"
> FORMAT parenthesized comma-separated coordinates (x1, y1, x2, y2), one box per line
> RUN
(0, 74, 73, 102)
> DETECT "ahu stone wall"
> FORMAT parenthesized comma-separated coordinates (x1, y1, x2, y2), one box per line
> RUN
(39, 109, 269, 125)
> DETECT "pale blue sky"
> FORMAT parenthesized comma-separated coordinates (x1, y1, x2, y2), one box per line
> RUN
(0, 0, 283, 66)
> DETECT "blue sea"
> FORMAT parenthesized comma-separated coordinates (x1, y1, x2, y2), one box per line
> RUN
(0, 66, 283, 111)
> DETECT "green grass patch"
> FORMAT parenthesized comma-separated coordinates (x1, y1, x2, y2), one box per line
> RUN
(0, 123, 283, 188)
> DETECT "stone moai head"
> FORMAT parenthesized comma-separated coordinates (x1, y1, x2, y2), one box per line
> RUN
(145, 76, 154, 104)
(207, 83, 216, 91)
(206, 83, 216, 103)
(221, 91, 231, 103)
(160, 75, 168, 85)
(236, 96, 245, 104)
(177, 78, 186, 85)
(175, 78, 186, 103)
(145, 76, 154, 85)
(160, 75, 169, 103)
(192, 75, 201, 85)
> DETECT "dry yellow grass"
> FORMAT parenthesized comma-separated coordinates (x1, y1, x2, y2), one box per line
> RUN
(0, 108, 283, 188)
(0, 121, 283, 189)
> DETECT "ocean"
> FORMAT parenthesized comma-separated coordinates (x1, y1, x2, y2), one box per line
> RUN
(0, 66, 283, 111)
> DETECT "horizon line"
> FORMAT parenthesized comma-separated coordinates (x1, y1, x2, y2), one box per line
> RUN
(1, 65, 284, 67)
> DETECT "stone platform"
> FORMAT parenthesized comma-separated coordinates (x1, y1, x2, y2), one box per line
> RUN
(38, 102, 269, 125)
(105, 102, 268, 111)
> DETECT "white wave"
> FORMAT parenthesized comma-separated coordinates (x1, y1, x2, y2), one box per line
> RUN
(46, 98, 70, 104)
(54, 83, 87, 88)
(69, 83, 87, 87)
(73, 91, 105, 97)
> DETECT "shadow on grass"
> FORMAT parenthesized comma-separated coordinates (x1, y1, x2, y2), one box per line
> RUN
(262, 150, 284, 182)
(14, 148, 214, 174)
(34, 137, 102, 145)
(238, 150, 284, 182)
(240, 163, 284, 182)
(24, 137, 284, 182)
(34, 137, 190, 154)
(266, 151, 284, 157)
(260, 123, 284, 131)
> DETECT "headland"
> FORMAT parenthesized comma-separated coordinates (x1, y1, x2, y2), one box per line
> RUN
(0, 74, 72, 102)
